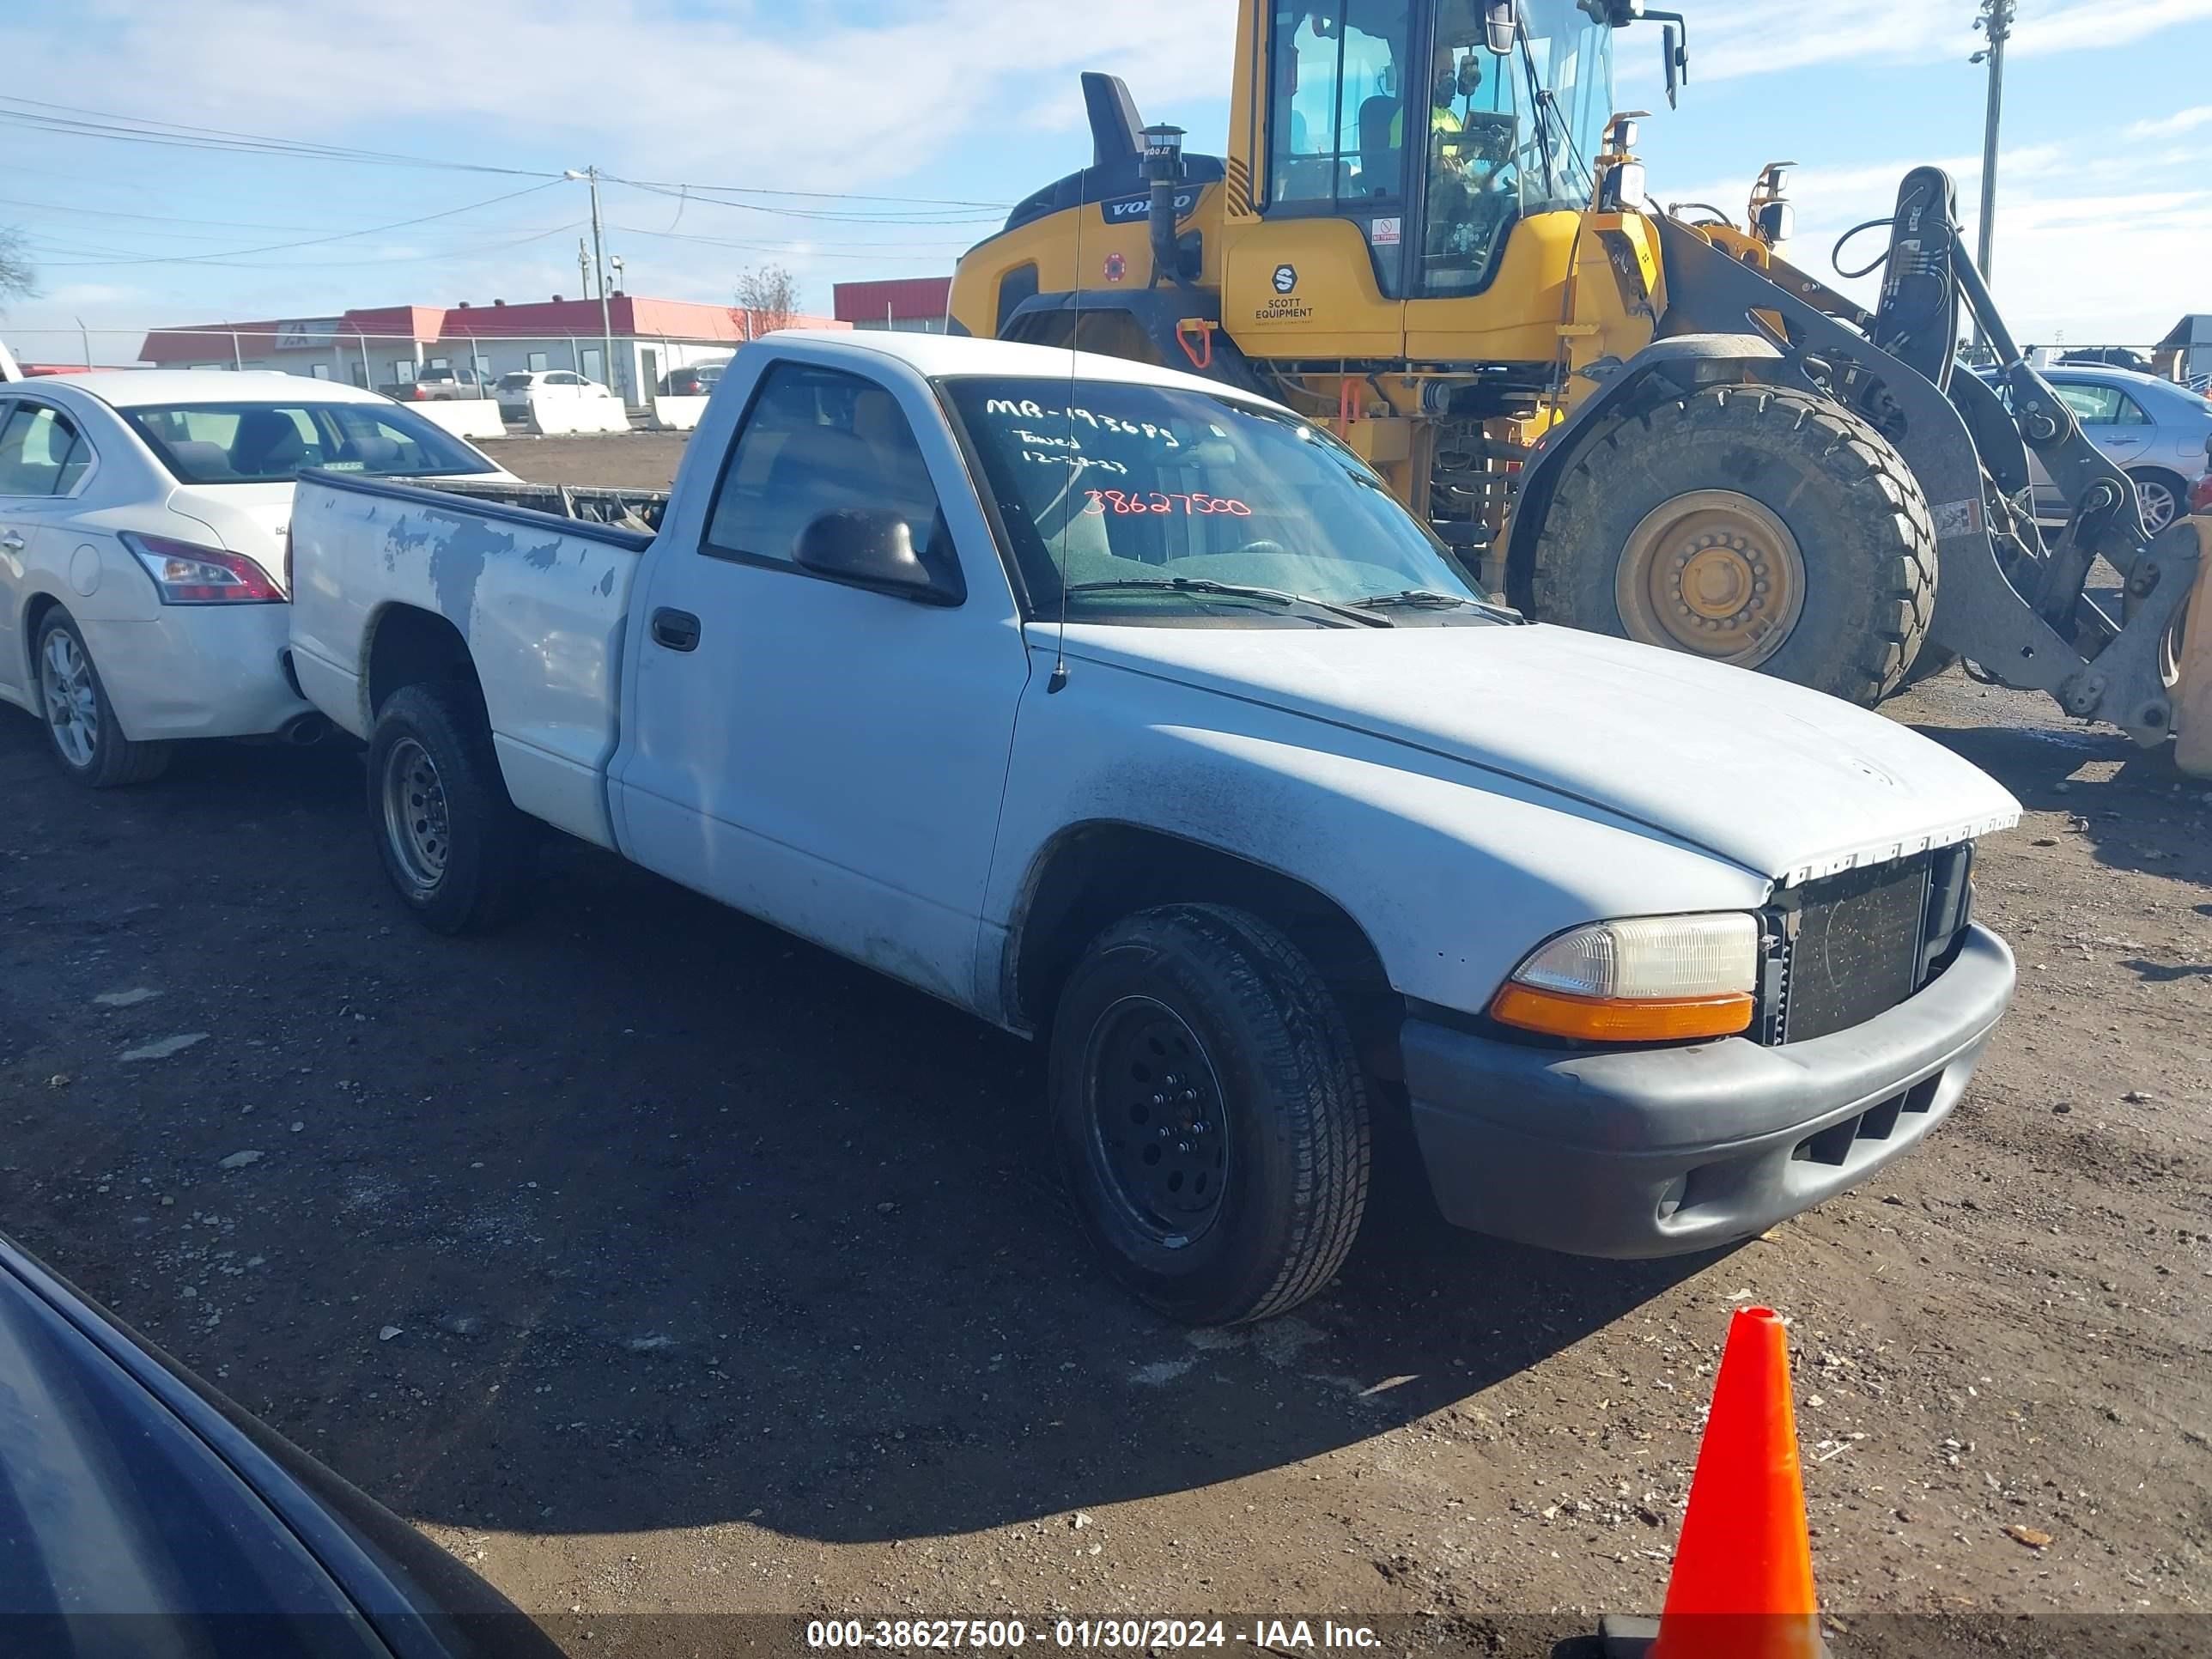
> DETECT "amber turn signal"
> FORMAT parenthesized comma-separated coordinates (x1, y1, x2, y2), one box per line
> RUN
(1490, 984, 1754, 1043)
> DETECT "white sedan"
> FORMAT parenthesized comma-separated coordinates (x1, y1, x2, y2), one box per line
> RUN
(0, 371, 517, 786)
(493, 369, 617, 422)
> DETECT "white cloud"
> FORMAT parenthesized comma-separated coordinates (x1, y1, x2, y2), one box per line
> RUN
(2129, 105, 2212, 138)
(1661, 142, 2212, 343)
(0, 0, 1235, 195)
(1674, 0, 2212, 81)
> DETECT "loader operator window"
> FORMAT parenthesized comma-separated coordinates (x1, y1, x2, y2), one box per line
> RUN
(945, 375, 1486, 627)
(1418, 0, 1611, 297)
(1267, 2, 1413, 211)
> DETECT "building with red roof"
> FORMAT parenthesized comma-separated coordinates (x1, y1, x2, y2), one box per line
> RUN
(137, 293, 846, 404)
(833, 276, 952, 333)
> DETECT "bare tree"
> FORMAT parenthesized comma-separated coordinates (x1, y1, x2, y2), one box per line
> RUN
(733, 264, 802, 336)
(0, 225, 35, 310)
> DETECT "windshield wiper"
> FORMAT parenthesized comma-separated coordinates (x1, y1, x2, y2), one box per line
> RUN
(1062, 577, 1394, 628)
(1352, 588, 1527, 624)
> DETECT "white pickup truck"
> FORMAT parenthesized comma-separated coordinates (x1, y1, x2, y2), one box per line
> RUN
(287, 331, 2021, 1325)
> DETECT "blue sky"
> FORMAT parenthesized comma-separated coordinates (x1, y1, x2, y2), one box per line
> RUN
(2, 0, 2208, 363)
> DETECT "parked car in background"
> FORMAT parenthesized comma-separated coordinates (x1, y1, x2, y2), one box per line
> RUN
(2057, 346, 2155, 374)
(656, 361, 728, 398)
(288, 331, 2020, 1327)
(0, 1230, 562, 1659)
(386, 365, 492, 403)
(0, 371, 517, 786)
(493, 369, 616, 422)
(1989, 366, 2212, 533)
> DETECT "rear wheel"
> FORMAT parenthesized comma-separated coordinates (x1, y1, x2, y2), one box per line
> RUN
(366, 683, 535, 934)
(33, 611, 170, 787)
(1528, 383, 1939, 706)
(1048, 903, 1370, 1326)
(2128, 468, 2185, 538)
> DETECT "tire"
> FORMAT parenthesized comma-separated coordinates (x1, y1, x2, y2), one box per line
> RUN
(1047, 903, 1370, 1326)
(2126, 469, 2186, 538)
(365, 682, 535, 935)
(33, 611, 171, 787)
(1528, 383, 1939, 706)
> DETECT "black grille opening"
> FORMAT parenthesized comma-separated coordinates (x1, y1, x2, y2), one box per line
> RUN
(1777, 858, 1932, 1042)
(1793, 1115, 1864, 1166)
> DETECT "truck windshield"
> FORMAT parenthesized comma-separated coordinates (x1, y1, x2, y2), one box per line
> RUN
(122, 402, 498, 485)
(943, 375, 1484, 623)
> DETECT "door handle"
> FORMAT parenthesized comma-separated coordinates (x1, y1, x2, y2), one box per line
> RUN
(650, 607, 701, 652)
(0, 532, 24, 553)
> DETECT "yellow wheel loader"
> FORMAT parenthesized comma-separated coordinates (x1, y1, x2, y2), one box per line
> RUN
(949, 0, 2201, 747)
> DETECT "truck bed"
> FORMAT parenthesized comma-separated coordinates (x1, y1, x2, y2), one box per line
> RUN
(286, 467, 651, 849)
(427, 477, 671, 535)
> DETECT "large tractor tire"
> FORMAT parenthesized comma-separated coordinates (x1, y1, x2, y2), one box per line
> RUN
(1527, 384, 1939, 706)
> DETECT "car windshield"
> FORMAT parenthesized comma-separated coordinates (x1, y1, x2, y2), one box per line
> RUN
(497, 373, 535, 391)
(122, 401, 497, 485)
(943, 375, 1485, 623)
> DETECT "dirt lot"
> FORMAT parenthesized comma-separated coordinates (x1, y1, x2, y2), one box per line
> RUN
(3, 429, 2208, 1655)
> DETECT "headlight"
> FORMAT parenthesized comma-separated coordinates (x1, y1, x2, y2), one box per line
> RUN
(1490, 913, 1759, 1042)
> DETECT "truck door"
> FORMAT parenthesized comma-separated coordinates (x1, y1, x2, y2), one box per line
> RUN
(611, 356, 1031, 1011)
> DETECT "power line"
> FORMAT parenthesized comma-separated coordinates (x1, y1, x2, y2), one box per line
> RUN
(610, 178, 1001, 226)
(609, 224, 977, 263)
(603, 172, 1010, 211)
(0, 96, 1016, 223)
(34, 181, 567, 268)
(0, 96, 559, 178)
(31, 221, 585, 271)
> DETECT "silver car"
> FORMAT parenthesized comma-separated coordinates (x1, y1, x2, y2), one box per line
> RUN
(2013, 367, 2212, 533)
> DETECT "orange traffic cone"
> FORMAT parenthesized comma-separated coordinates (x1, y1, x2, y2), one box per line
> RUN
(1590, 1306, 1826, 1658)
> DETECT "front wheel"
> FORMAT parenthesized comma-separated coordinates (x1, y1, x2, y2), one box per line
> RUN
(1048, 903, 1370, 1326)
(1528, 383, 1939, 706)
(33, 611, 170, 787)
(365, 683, 535, 934)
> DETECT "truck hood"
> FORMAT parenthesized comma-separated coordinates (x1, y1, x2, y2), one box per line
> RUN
(1047, 621, 2021, 886)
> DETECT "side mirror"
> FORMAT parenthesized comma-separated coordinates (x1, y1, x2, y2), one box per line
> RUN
(1483, 0, 1518, 55)
(1753, 198, 1794, 244)
(793, 507, 963, 606)
(1663, 24, 1681, 107)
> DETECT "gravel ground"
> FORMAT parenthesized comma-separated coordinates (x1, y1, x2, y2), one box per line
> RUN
(1, 430, 2207, 1656)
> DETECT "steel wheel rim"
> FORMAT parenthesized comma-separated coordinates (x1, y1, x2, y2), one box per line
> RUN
(380, 738, 452, 891)
(2136, 478, 2177, 535)
(1082, 995, 1230, 1249)
(39, 629, 99, 769)
(1616, 489, 1809, 667)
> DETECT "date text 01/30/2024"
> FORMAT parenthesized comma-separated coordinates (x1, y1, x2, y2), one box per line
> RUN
(804, 1619, 1382, 1650)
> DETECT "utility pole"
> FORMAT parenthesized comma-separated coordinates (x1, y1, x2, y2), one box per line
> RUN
(566, 166, 618, 402)
(1971, 0, 2015, 290)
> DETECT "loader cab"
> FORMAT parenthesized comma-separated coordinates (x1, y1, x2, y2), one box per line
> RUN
(1227, 0, 1618, 356)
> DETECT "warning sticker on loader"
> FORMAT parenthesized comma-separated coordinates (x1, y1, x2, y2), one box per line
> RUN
(1931, 497, 1984, 539)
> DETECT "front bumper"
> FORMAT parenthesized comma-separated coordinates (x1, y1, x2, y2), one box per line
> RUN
(1401, 924, 2015, 1258)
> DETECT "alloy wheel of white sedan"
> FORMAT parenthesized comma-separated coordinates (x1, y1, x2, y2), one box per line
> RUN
(33, 614, 170, 787)
(40, 625, 100, 769)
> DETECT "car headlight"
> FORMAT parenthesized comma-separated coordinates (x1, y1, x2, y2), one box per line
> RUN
(1489, 913, 1760, 1042)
